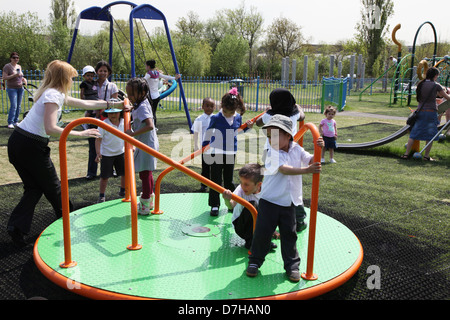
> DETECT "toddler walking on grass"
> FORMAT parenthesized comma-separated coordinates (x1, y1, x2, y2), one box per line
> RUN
(319, 105, 338, 163)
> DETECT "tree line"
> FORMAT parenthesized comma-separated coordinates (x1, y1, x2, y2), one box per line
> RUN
(1, 0, 448, 80)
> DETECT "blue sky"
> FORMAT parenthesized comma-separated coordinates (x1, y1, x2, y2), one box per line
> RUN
(2, 0, 449, 45)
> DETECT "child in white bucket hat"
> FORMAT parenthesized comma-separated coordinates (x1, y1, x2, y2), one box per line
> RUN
(247, 114, 324, 282)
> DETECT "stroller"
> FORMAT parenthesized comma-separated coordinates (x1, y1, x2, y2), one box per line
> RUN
(22, 84, 65, 125)
(22, 84, 38, 120)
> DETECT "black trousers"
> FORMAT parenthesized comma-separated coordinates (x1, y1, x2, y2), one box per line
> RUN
(206, 154, 235, 207)
(7, 130, 66, 234)
(233, 201, 257, 247)
(149, 96, 160, 127)
(200, 154, 211, 189)
(249, 198, 300, 272)
(87, 137, 98, 177)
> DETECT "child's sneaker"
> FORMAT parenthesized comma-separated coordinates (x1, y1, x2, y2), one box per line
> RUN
(321, 158, 326, 163)
(97, 196, 106, 203)
(210, 207, 219, 216)
(287, 269, 300, 282)
(149, 193, 154, 210)
(330, 158, 337, 163)
(138, 193, 151, 216)
(296, 221, 307, 232)
(246, 264, 259, 277)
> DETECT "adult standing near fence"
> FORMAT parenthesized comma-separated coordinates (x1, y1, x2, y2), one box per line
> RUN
(85, 60, 120, 180)
(6, 60, 127, 247)
(402, 67, 450, 161)
(96, 60, 119, 104)
(144, 59, 181, 126)
(2, 52, 27, 129)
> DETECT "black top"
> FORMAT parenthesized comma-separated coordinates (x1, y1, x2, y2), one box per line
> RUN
(80, 80, 99, 101)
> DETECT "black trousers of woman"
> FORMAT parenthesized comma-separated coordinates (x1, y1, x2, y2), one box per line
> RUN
(149, 96, 161, 127)
(7, 130, 67, 236)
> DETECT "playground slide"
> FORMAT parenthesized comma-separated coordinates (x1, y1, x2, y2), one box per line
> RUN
(336, 124, 411, 150)
(337, 100, 449, 150)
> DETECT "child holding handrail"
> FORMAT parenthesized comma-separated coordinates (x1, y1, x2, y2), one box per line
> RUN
(256, 88, 308, 232)
(202, 88, 253, 216)
(247, 114, 324, 282)
(125, 78, 159, 215)
(95, 108, 126, 203)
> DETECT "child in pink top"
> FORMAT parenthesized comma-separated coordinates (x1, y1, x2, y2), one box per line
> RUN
(319, 106, 338, 163)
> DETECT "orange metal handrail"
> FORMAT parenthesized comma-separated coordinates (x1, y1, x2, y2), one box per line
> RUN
(294, 123, 322, 281)
(58, 105, 321, 280)
(153, 111, 266, 216)
(58, 114, 260, 268)
(122, 109, 142, 251)
(152, 144, 210, 215)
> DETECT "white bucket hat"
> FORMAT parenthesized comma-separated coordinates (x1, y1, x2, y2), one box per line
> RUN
(82, 65, 96, 76)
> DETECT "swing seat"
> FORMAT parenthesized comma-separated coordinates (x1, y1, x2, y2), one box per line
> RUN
(159, 79, 178, 99)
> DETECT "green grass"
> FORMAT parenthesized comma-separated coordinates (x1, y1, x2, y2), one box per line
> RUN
(1, 92, 449, 300)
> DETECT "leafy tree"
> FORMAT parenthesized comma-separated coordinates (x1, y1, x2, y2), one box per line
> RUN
(355, 0, 394, 76)
(175, 11, 204, 38)
(204, 13, 232, 52)
(225, 2, 264, 73)
(266, 17, 304, 58)
(173, 35, 211, 76)
(49, 0, 77, 28)
(0, 11, 48, 70)
(211, 35, 249, 76)
(47, 19, 72, 62)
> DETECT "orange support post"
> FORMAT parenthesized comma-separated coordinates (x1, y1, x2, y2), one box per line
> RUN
(122, 99, 142, 251)
(297, 120, 305, 147)
(152, 144, 210, 215)
(59, 129, 77, 269)
(295, 123, 322, 281)
(411, 140, 420, 153)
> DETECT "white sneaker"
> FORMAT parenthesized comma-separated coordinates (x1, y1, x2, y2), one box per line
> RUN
(330, 159, 337, 163)
(138, 193, 151, 215)
(97, 196, 106, 203)
(7, 124, 14, 129)
(321, 158, 326, 163)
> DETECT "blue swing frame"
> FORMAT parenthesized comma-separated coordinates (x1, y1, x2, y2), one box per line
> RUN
(67, 1, 192, 131)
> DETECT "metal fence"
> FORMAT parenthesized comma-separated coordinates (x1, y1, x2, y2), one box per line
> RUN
(2, 70, 364, 116)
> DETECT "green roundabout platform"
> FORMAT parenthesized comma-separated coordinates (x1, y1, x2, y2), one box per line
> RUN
(34, 193, 363, 300)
